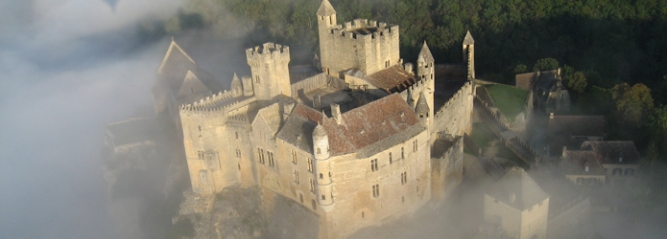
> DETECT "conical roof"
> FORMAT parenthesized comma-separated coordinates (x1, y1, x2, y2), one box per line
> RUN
(463, 30, 475, 45)
(317, 0, 336, 16)
(231, 73, 242, 88)
(417, 41, 434, 63)
(415, 92, 430, 115)
(313, 123, 328, 137)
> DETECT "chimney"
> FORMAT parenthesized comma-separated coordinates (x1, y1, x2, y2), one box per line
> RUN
(331, 104, 343, 125)
(313, 95, 322, 109)
(404, 63, 413, 74)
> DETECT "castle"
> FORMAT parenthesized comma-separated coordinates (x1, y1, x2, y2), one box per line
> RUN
(153, 1, 475, 238)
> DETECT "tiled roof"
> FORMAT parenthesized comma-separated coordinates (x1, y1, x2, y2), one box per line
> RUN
(581, 141, 640, 165)
(366, 65, 417, 93)
(486, 167, 549, 210)
(561, 150, 605, 176)
(277, 94, 422, 156)
(514, 72, 534, 90)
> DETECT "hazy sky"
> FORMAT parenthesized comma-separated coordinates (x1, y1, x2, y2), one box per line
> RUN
(0, 0, 184, 238)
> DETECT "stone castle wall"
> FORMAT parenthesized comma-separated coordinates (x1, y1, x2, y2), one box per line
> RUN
(433, 82, 474, 138)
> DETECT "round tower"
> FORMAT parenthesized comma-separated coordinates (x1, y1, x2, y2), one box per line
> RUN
(313, 122, 334, 207)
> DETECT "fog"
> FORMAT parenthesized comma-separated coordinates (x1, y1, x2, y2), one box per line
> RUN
(0, 0, 184, 238)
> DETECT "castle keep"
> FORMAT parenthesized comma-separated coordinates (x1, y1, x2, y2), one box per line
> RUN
(156, 1, 476, 238)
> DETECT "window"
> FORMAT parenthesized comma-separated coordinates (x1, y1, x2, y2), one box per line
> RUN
(321, 195, 326, 200)
(401, 147, 404, 159)
(198, 126, 202, 131)
(307, 158, 313, 172)
(371, 159, 378, 172)
(319, 173, 323, 179)
(267, 151, 275, 167)
(311, 199, 316, 210)
(299, 193, 304, 203)
(257, 148, 265, 164)
(389, 153, 393, 164)
(401, 172, 407, 185)
(385, 60, 390, 68)
(291, 150, 297, 164)
(317, 148, 321, 154)
(413, 140, 418, 152)
(198, 151, 204, 159)
(625, 168, 634, 176)
(310, 178, 315, 193)
(293, 170, 300, 184)
(402, 196, 405, 203)
(372, 184, 380, 197)
(255, 75, 260, 84)
(235, 149, 241, 158)
(235, 131, 239, 139)
(361, 211, 365, 218)
(612, 168, 622, 176)
(238, 163, 241, 170)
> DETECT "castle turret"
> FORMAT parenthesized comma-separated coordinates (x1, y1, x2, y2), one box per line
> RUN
(313, 118, 333, 207)
(463, 31, 475, 80)
(417, 41, 435, 126)
(317, 0, 337, 75)
(246, 43, 292, 100)
(231, 73, 243, 97)
(415, 92, 431, 128)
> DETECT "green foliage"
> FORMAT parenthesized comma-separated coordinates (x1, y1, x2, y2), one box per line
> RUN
(485, 84, 529, 121)
(646, 105, 667, 161)
(612, 83, 655, 127)
(513, 64, 528, 74)
(566, 71, 588, 94)
(533, 58, 559, 71)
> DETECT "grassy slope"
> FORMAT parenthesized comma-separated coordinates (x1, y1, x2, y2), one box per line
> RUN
(485, 84, 529, 122)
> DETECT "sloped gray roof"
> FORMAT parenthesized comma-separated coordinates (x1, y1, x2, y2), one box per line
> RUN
(463, 30, 475, 45)
(486, 167, 549, 210)
(418, 41, 434, 63)
(415, 92, 430, 115)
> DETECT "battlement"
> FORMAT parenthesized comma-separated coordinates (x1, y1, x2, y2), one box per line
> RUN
(329, 19, 398, 40)
(436, 81, 472, 117)
(179, 90, 254, 115)
(246, 43, 290, 66)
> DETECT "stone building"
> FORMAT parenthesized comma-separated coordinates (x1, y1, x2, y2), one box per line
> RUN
(159, 1, 476, 238)
(515, 69, 570, 114)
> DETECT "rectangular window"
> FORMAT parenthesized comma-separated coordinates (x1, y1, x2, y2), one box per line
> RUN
(198, 151, 204, 159)
(257, 148, 265, 164)
(389, 152, 393, 164)
(371, 159, 378, 172)
(293, 170, 300, 184)
(235, 131, 239, 139)
(372, 184, 380, 197)
(307, 158, 313, 172)
(413, 140, 418, 152)
(401, 172, 407, 185)
(268, 151, 275, 167)
(401, 147, 405, 159)
(255, 75, 260, 84)
(310, 178, 315, 192)
(292, 150, 297, 164)
(235, 149, 241, 158)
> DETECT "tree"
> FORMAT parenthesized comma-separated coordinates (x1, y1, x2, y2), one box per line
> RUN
(566, 71, 588, 93)
(612, 83, 654, 127)
(514, 64, 528, 74)
(533, 58, 559, 71)
(646, 105, 667, 161)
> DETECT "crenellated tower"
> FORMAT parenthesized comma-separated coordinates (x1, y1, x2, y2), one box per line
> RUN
(246, 43, 292, 100)
(317, 1, 400, 77)
(463, 31, 475, 80)
(313, 117, 334, 208)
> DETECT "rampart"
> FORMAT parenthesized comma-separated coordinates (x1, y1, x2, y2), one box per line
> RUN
(179, 90, 255, 117)
(431, 136, 464, 201)
(433, 81, 473, 137)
